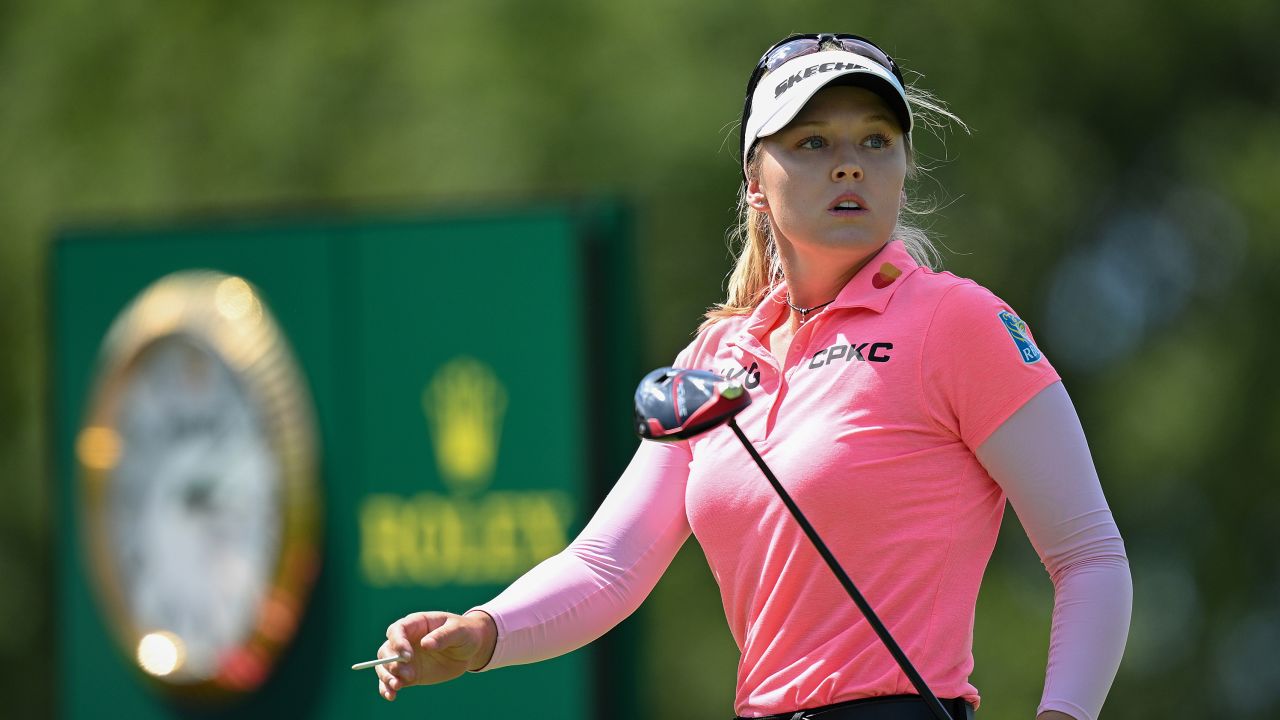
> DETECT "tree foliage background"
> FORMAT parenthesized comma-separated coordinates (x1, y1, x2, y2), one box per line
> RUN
(2, 1, 1278, 718)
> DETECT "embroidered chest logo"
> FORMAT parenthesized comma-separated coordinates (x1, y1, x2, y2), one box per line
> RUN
(807, 342, 893, 370)
(722, 361, 761, 389)
(872, 262, 902, 289)
(998, 311, 1043, 364)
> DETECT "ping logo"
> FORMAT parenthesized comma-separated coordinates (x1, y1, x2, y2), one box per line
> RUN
(422, 357, 508, 495)
(998, 311, 1042, 364)
(723, 361, 762, 389)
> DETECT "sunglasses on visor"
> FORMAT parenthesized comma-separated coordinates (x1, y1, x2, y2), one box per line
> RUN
(739, 33, 905, 169)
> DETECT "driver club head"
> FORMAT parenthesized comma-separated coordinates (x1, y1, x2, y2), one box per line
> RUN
(634, 367, 751, 441)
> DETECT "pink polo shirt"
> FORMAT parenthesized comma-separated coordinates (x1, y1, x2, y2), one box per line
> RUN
(475, 240, 1134, 718)
(672, 240, 1060, 713)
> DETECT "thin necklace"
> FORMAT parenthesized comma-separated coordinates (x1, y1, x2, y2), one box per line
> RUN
(785, 294, 835, 323)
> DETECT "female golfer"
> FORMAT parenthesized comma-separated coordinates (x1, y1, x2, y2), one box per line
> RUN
(372, 33, 1131, 720)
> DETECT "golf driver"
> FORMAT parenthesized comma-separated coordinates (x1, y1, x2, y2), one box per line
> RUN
(634, 367, 956, 720)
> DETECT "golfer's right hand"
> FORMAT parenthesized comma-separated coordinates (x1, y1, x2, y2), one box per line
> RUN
(375, 610, 498, 701)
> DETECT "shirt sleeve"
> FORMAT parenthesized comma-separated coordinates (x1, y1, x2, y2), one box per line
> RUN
(976, 381, 1132, 720)
(471, 339, 705, 670)
(921, 282, 1062, 449)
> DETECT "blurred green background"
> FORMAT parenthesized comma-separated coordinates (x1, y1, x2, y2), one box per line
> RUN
(4, 0, 1279, 718)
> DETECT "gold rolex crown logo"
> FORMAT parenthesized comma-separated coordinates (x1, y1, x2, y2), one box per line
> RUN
(423, 357, 507, 495)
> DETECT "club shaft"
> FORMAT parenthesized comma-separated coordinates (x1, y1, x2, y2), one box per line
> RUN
(727, 419, 953, 720)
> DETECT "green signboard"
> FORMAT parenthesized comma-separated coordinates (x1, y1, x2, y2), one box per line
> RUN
(52, 205, 639, 719)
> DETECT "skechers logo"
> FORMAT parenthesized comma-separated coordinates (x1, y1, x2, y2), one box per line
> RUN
(808, 342, 892, 369)
(775, 61, 870, 98)
(723, 361, 762, 389)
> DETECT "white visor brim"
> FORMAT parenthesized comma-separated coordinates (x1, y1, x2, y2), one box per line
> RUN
(743, 49, 911, 170)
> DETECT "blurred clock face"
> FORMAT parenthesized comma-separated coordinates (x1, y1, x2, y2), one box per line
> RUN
(109, 334, 282, 681)
(78, 271, 319, 696)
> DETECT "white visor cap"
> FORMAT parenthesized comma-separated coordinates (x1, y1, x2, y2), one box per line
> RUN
(742, 49, 912, 171)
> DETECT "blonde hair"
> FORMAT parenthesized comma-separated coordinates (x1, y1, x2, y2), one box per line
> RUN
(701, 75, 968, 331)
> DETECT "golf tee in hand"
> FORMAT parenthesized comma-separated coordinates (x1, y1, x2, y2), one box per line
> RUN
(376, 610, 498, 701)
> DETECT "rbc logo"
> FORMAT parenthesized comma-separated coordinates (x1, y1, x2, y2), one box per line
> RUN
(998, 311, 1043, 364)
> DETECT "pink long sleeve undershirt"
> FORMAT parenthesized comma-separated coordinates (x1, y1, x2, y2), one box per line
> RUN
(975, 382, 1132, 720)
(474, 381, 1132, 720)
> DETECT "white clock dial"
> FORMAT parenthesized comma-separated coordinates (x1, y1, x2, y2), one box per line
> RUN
(78, 270, 320, 696)
(111, 335, 282, 680)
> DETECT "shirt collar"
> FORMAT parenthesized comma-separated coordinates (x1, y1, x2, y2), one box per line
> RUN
(827, 239, 919, 313)
(727, 241, 920, 350)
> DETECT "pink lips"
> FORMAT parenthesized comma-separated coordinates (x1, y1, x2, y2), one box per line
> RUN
(827, 192, 870, 216)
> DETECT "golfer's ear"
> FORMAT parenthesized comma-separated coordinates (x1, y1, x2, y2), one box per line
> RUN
(746, 178, 769, 212)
